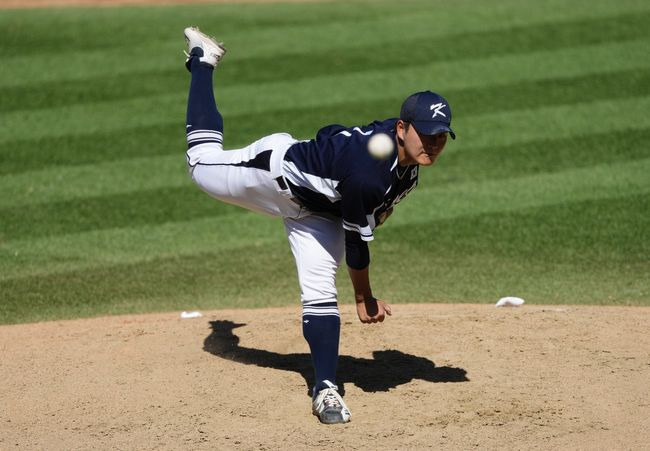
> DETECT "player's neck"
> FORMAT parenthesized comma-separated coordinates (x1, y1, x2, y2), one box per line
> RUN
(396, 142, 416, 166)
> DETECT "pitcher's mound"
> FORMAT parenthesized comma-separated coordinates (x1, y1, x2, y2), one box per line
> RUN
(1, 304, 648, 449)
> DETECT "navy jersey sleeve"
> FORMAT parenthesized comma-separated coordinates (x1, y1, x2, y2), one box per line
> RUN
(338, 176, 384, 241)
(337, 176, 385, 269)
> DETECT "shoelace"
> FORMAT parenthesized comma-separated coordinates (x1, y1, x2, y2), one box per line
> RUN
(322, 389, 343, 410)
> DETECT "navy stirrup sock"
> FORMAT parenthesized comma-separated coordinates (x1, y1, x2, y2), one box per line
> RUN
(185, 50, 223, 149)
(302, 308, 341, 396)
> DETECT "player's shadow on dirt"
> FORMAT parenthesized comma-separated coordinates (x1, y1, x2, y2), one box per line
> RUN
(203, 320, 468, 395)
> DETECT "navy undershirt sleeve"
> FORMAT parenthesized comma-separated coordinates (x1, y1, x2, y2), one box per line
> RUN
(345, 230, 370, 269)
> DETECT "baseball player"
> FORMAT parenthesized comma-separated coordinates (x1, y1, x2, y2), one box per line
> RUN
(183, 27, 455, 424)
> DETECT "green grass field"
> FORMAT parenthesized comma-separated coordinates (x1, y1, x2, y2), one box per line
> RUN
(1, 0, 649, 324)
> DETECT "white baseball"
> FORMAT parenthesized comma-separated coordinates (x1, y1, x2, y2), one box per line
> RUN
(367, 133, 394, 159)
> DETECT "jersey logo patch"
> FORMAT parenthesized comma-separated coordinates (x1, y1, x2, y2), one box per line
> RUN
(430, 103, 447, 119)
(410, 167, 418, 180)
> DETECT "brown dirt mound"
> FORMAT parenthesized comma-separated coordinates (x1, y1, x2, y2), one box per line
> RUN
(1, 304, 649, 449)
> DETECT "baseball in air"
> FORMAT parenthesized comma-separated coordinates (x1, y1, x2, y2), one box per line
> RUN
(367, 133, 394, 159)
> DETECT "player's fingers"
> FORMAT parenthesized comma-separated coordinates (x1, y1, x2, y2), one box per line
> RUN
(385, 304, 392, 316)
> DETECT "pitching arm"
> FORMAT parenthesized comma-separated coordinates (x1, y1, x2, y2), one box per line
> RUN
(347, 262, 392, 324)
(339, 176, 392, 323)
(345, 231, 391, 324)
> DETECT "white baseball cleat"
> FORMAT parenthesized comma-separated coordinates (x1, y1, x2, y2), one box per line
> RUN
(312, 380, 351, 424)
(183, 26, 227, 68)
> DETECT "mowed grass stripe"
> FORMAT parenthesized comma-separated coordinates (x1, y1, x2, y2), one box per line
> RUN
(3, 67, 649, 175)
(4, 12, 649, 113)
(0, 214, 285, 281)
(1, 0, 639, 53)
(3, 134, 650, 241)
(402, 158, 650, 227)
(2, 0, 646, 87)
(0, 2, 440, 58)
(372, 193, 650, 305)
(371, 252, 648, 306)
(0, 186, 241, 241)
(2, 193, 647, 324)
(3, 157, 649, 280)
(1, 38, 648, 144)
(2, 95, 650, 209)
(0, 123, 185, 176)
(0, 71, 186, 114)
(434, 127, 650, 185)
(0, 240, 299, 325)
(224, 3, 650, 61)
(386, 193, 650, 264)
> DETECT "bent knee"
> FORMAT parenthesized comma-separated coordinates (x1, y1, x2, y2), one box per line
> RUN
(185, 142, 224, 168)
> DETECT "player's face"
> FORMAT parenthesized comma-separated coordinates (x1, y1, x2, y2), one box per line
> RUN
(409, 128, 448, 166)
(398, 121, 448, 166)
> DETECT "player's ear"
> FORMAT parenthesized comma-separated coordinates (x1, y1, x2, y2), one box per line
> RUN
(396, 120, 406, 141)
(396, 120, 409, 148)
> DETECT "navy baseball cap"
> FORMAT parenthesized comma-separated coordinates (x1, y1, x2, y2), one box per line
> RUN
(400, 91, 456, 139)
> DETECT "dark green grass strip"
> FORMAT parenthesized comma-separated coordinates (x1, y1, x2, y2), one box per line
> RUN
(0, 2, 411, 58)
(433, 127, 650, 185)
(0, 124, 186, 176)
(380, 193, 650, 263)
(3, 126, 650, 241)
(2, 68, 649, 175)
(0, 242, 298, 325)
(0, 186, 242, 241)
(0, 71, 188, 113)
(2, 12, 649, 113)
(2, 193, 647, 324)
(447, 67, 650, 118)
(222, 12, 650, 86)
(373, 193, 650, 304)
(3, 10, 648, 75)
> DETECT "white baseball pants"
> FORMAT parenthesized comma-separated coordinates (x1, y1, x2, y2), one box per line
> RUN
(187, 134, 345, 306)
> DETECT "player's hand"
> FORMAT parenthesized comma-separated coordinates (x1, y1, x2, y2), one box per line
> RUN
(356, 297, 392, 324)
